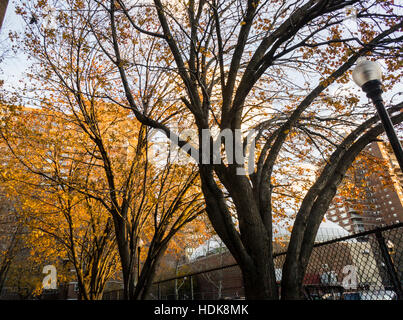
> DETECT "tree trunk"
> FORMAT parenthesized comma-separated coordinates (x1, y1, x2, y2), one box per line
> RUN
(134, 255, 159, 300)
(281, 262, 305, 300)
(199, 166, 278, 300)
(113, 216, 136, 300)
(239, 240, 279, 300)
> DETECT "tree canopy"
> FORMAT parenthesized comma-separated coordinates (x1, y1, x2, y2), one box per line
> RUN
(1, 0, 402, 299)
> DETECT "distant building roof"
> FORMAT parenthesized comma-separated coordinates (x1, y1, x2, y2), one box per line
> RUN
(189, 219, 351, 261)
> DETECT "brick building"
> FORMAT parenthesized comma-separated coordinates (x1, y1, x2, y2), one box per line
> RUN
(326, 141, 403, 233)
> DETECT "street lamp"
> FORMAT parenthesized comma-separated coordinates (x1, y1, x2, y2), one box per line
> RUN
(137, 239, 144, 284)
(352, 59, 403, 173)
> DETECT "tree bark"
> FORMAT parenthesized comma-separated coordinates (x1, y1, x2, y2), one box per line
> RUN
(199, 165, 279, 299)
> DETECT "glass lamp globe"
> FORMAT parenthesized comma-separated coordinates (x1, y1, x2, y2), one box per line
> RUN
(352, 59, 382, 87)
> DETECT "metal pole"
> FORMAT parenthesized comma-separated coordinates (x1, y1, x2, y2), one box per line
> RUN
(174, 263, 178, 300)
(372, 99, 403, 172)
(137, 246, 141, 284)
(362, 80, 403, 173)
(375, 229, 403, 300)
(190, 275, 194, 300)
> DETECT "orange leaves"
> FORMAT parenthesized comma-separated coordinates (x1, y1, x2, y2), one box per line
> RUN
(319, 76, 336, 88)
(333, 149, 396, 218)
(36, 0, 49, 9)
(74, 0, 85, 10)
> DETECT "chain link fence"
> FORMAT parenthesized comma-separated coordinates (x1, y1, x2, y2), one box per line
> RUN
(146, 223, 402, 300)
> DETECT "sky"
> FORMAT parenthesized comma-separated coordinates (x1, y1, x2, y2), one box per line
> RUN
(1, 1, 402, 103)
(1, 0, 28, 93)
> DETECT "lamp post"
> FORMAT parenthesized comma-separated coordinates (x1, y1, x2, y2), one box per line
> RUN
(352, 59, 403, 173)
(137, 239, 143, 284)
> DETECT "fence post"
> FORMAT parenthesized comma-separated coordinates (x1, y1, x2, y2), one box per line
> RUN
(375, 229, 403, 300)
(190, 276, 194, 300)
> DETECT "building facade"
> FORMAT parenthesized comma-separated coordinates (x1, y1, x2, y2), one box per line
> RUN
(326, 141, 403, 233)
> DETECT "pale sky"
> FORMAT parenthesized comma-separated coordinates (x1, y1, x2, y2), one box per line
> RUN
(1, 0, 28, 92)
(1, 0, 401, 128)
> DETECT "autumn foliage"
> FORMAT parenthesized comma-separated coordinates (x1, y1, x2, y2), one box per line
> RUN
(0, 0, 402, 300)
